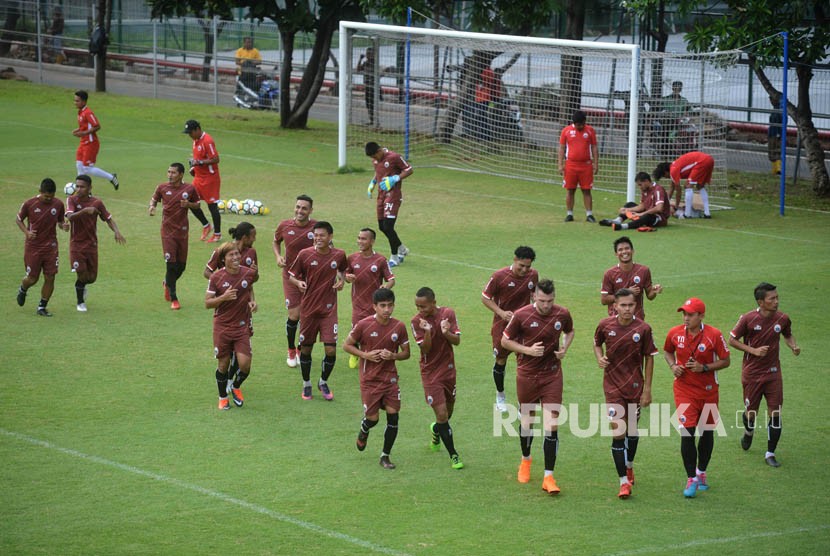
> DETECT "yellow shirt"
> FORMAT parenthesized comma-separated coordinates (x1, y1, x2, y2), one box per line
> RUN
(235, 47, 262, 70)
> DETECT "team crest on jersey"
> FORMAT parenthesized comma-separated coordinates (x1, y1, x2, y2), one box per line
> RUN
(245, 257, 253, 266)
(607, 406, 617, 418)
(392, 333, 399, 342)
(50, 208, 57, 215)
(697, 344, 706, 352)
(679, 414, 687, 424)
(582, 132, 589, 139)
(427, 395, 434, 405)
(528, 281, 534, 289)
(555, 321, 562, 330)
(73, 261, 79, 270)
(384, 161, 390, 168)
(241, 280, 249, 289)
(164, 252, 171, 261)
(214, 347, 219, 357)
(330, 261, 338, 269)
(633, 333, 641, 342)
(633, 276, 641, 284)
(182, 192, 189, 199)
(307, 232, 314, 240)
(774, 324, 782, 333)
(371, 264, 378, 272)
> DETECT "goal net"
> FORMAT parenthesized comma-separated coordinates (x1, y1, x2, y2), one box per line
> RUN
(338, 22, 741, 203)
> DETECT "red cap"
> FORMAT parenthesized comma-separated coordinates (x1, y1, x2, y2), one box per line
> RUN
(677, 298, 706, 314)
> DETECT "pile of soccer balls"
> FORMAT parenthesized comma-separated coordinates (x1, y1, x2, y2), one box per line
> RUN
(217, 198, 271, 216)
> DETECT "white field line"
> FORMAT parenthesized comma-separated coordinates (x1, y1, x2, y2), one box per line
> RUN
(0, 428, 411, 556)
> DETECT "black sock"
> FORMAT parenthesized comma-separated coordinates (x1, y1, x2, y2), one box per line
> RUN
(520, 426, 533, 457)
(681, 428, 697, 478)
(190, 206, 209, 227)
(698, 430, 714, 471)
(165, 263, 179, 301)
(543, 430, 559, 471)
(75, 280, 86, 304)
(361, 417, 379, 435)
(743, 411, 755, 435)
(38, 298, 48, 309)
(299, 353, 312, 382)
(382, 413, 399, 455)
(612, 438, 627, 477)
(767, 415, 782, 453)
(207, 203, 221, 234)
(625, 434, 639, 464)
(286, 319, 298, 350)
(18, 285, 27, 294)
(321, 354, 335, 382)
(436, 421, 457, 457)
(493, 362, 506, 392)
(215, 369, 228, 398)
(233, 371, 249, 389)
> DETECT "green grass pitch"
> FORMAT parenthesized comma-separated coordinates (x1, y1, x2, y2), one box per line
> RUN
(1, 81, 828, 555)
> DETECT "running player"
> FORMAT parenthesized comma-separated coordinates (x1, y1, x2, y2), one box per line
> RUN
(600, 236, 662, 319)
(365, 141, 413, 267)
(73, 90, 119, 190)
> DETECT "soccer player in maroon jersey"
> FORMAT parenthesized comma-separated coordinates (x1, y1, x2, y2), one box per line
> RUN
(65, 174, 126, 312)
(16, 178, 68, 316)
(289, 221, 348, 401)
(501, 279, 574, 495)
(344, 228, 395, 369)
(653, 151, 714, 219)
(148, 163, 201, 310)
(600, 172, 672, 231)
(273, 195, 316, 368)
(593, 289, 657, 499)
(344, 288, 410, 469)
(206, 242, 258, 410)
(365, 141, 413, 267)
(183, 120, 223, 243)
(558, 110, 598, 223)
(482, 246, 538, 412)
(73, 91, 118, 190)
(411, 287, 464, 470)
(600, 237, 662, 320)
(729, 283, 800, 468)
(663, 297, 731, 497)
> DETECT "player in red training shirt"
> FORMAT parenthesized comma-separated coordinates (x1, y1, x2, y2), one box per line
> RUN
(365, 141, 413, 267)
(73, 90, 119, 190)
(344, 227, 395, 369)
(206, 242, 258, 410)
(501, 279, 574, 496)
(289, 221, 348, 401)
(183, 119, 222, 242)
(148, 163, 201, 310)
(482, 246, 538, 412)
(16, 178, 67, 317)
(663, 297, 731, 498)
(65, 174, 126, 312)
(600, 236, 662, 319)
(273, 194, 316, 368)
(600, 172, 672, 231)
(729, 282, 800, 468)
(411, 287, 464, 470)
(593, 289, 657, 499)
(344, 288, 410, 469)
(558, 110, 599, 223)
(653, 151, 714, 219)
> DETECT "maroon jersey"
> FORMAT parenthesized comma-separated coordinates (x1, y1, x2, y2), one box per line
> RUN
(594, 316, 658, 396)
(66, 195, 111, 250)
(503, 303, 574, 377)
(482, 266, 539, 325)
(730, 309, 793, 380)
(207, 266, 256, 336)
(289, 246, 347, 317)
(17, 195, 65, 252)
(347, 251, 394, 323)
(642, 183, 672, 225)
(206, 246, 258, 274)
(600, 263, 653, 318)
(665, 323, 730, 391)
(152, 182, 200, 239)
(372, 149, 411, 211)
(410, 306, 460, 378)
(274, 218, 317, 277)
(349, 315, 409, 383)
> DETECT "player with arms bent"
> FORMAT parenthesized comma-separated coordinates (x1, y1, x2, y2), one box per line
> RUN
(600, 172, 671, 231)
(600, 236, 661, 319)
(73, 90, 118, 190)
(365, 141, 413, 267)
(183, 120, 222, 243)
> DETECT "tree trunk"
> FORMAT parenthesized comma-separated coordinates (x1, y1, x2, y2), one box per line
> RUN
(283, 17, 337, 129)
(0, 1, 21, 57)
(94, 0, 110, 92)
(279, 30, 295, 126)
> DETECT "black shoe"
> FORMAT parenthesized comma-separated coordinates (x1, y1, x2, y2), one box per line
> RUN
(16, 288, 26, 307)
(36, 307, 53, 317)
(703, 214, 711, 219)
(586, 215, 597, 223)
(564, 214, 574, 222)
(110, 174, 119, 191)
(356, 430, 369, 451)
(741, 433, 753, 451)
(599, 219, 612, 227)
(379, 455, 396, 469)
(765, 455, 781, 468)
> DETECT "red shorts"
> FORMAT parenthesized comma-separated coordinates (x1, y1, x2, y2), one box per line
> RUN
(361, 379, 401, 416)
(674, 382, 720, 429)
(562, 163, 594, 190)
(376, 195, 401, 220)
(70, 246, 98, 277)
(162, 236, 188, 264)
(213, 328, 252, 360)
(298, 310, 339, 345)
(517, 370, 563, 406)
(76, 142, 100, 166)
(24, 247, 59, 279)
(194, 177, 221, 204)
(491, 321, 512, 360)
(421, 373, 456, 407)
(282, 272, 303, 310)
(742, 372, 783, 413)
(687, 158, 714, 187)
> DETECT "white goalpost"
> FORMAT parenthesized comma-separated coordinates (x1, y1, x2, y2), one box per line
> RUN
(339, 21, 738, 204)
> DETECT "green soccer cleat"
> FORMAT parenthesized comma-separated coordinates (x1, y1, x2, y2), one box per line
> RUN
(429, 422, 441, 452)
(450, 454, 464, 470)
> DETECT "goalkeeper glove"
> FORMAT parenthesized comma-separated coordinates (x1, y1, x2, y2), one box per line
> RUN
(379, 174, 400, 191)
(367, 179, 376, 198)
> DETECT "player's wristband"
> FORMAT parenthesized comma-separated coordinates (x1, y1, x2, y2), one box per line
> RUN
(702, 364, 710, 372)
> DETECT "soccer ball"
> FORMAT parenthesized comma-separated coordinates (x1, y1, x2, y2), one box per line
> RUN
(261, 206, 271, 216)
(228, 198, 240, 214)
(64, 182, 76, 196)
(217, 199, 226, 213)
(242, 199, 254, 214)
(250, 200, 263, 215)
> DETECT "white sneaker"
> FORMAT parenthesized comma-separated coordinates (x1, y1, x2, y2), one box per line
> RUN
(388, 255, 401, 268)
(286, 349, 300, 368)
(397, 245, 410, 257)
(495, 393, 507, 413)
(76, 303, 87, 312)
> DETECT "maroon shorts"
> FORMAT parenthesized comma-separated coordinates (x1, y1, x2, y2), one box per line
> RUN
(491, 321, 512, 359)
(742, 372, 783, 413)
(674, 383, 720, 429)
(76, 142, 100, 166)
(213, 328, 252, 360)
(604, 394, 642, 425)
(421, 373, 456, 407)
(562, 163, 594, 190)
(24, 247, 59, 279)
(517, 370, 563, 406)
(194, 177, 221, 204)
(299, 310, 338, 345)
(70, 246, 98, 277)
(162, 236, 188, 264)
(376, 195, 401, 220)
(687, 158, 714, 187)
(282, 272, 303, 310)
(361, 379, 401, 416)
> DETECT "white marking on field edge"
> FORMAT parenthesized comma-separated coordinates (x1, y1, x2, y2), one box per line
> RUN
(1, 428, 410, 556)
